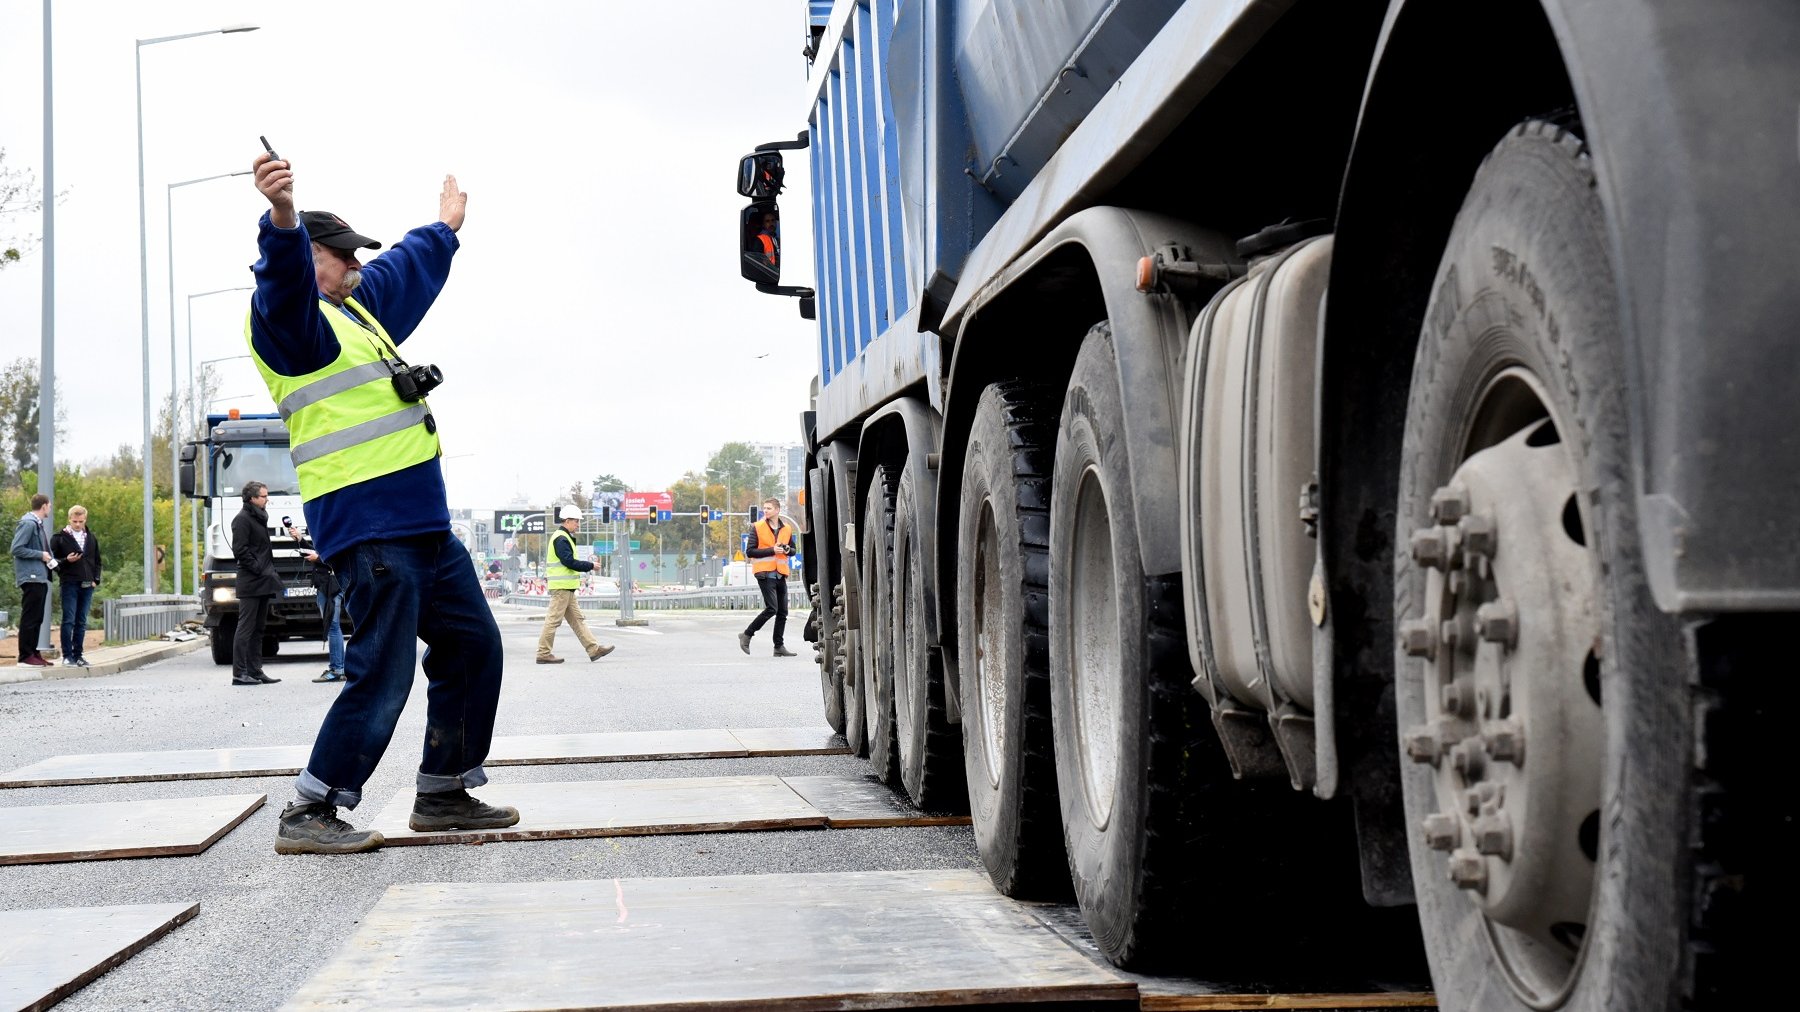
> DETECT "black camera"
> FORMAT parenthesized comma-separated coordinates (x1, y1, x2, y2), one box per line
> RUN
(390, 362, 443, 402)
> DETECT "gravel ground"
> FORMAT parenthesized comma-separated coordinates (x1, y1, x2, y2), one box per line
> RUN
(0, 604, 982, 1011)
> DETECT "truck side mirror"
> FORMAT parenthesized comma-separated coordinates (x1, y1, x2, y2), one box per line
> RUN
(738, 152, 785, 199)
(179, 443, 198, 498)
(741, 202, 781, 285)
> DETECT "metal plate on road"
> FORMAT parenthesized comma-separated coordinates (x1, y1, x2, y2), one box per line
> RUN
(0, 794, 265, 865)
(0, 902, 199, 1011)
(283, 870, 1134, 1011)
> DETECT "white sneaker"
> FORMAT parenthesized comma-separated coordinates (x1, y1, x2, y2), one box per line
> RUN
(63, 658, 81, 667)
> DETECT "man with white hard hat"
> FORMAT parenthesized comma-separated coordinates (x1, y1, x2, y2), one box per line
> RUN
(537, 504, 616, 664)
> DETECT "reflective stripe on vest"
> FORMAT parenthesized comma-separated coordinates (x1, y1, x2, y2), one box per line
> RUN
(750, 518, 792, 577)
(247, 296, 441, 501)
(547, 529, 581, 590)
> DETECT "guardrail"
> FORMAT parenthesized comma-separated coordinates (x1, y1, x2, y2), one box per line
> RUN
(504, 585, 809, 611)
(103, 594, 202, 644)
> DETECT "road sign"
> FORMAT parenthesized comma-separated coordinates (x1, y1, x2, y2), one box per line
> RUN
(657, 509, 672, 522)
(495, 510, 545, 535)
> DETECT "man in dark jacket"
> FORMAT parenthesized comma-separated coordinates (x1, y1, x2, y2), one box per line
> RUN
(49, 505, 103, 668)
(287, 520, 346, 683)
(229, 482, 282, 685)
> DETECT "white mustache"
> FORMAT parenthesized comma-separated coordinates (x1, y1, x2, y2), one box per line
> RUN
(342, 269, 363, 292)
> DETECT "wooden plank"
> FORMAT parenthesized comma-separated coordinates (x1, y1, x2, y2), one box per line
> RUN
(0, 793, 265, 866)
(368, 775, 827, 847)
(1137, 992, 1437, 1010)
(783, 774, 973, 828)
(283, 870, 1135, 1011)
(487, 727, 748, 765)
(0, 746, 308, 788)
(0, 903, 199, 1012)
(0, 726, 846, 788)
(727, 726, 851, 756)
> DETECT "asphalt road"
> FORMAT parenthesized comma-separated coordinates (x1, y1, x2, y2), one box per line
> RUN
(1, 603, 982, 1011)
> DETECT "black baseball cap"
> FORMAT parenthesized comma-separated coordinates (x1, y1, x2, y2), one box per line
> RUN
(300, 210, 381, 251)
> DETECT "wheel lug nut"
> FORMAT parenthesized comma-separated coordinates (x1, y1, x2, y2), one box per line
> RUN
(1476, 599, 1519, 648)
(1410, 527, 1452, 570)
(1450, 738, 1488, 780)
(1431, 484, 1470, 526)
(1459, 513, 1497, 558)
(1485, 721, 1525, 764)
(1403, 723, 1444, 764)
(1464, 782, 1502, 815)
(1473, 814, 1514, 860)
(1441, 612, 1474, 653)
(1422, 813, 1460, 851)
(1448, 848, 1488, 892)
(1441, 680, 1474, 718)
(1401, 620, 1437, 659)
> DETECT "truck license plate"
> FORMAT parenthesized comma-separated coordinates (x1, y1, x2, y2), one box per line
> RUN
(284, 586, 316, 598)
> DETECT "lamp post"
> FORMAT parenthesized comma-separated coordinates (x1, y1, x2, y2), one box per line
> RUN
(186, 300, 252, 589)
(166, 176, 250, 595)
(708, 466, 734, 575)
(136, 23, 259, 593)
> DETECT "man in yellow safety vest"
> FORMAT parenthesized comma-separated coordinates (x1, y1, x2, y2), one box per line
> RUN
(538, 505, 616, 664)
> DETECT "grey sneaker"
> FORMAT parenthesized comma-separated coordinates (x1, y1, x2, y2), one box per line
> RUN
(738, 632, 752, 654)
(409, 788, 520, 831)
(275, 802, 383, 855)
(773, 645, 798, 657)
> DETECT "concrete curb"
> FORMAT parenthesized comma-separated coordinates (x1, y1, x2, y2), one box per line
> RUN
(0, 637, 207, 684)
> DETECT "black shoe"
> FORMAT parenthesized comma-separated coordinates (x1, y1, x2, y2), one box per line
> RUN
(773, 645, 798, 657)
(408, 788, 520, 831)
(232, 676, 264, 686)
(738, 632, 752, 654)
(274, 801, 383, 854)
(253, 672, 281, 684)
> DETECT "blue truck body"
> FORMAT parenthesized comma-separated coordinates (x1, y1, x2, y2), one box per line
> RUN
(752, 0, 1798, 1000)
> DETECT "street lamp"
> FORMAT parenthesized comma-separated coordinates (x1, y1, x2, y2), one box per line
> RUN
(185, 296, 252, 590)
(136, 22, 259, 592)
(167, 176, 250, 594)
(708, 466, 736, 572)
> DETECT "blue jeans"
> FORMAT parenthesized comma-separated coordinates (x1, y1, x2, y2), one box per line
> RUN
(60, 582, 95, 660)
(315, 590, 346, 674)
(296, 532, 503, 810)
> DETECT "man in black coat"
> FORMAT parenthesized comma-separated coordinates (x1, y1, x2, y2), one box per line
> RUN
(230, 481, 283, 685)
(48, 505, 103, 667)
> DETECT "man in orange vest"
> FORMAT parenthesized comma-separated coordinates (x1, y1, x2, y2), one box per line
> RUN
(737, 497, 799, 657)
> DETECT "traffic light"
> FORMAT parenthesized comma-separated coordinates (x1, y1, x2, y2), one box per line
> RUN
(748, 506, 761, 524)
(699, 504, 711, 524)
(648, 511, 658, 526)
(599, 506, 612, 524)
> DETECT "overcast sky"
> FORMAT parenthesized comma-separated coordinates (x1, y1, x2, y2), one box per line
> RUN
(0, 0, 820, 509)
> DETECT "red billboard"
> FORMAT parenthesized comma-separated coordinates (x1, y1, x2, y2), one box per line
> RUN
(621, 491, 673, 518)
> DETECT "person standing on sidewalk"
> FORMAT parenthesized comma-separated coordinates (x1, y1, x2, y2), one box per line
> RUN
(49, 505, 103, 668)
(230, 482, 283, 687)
(537, 505, 615, 664)
(287, 521, 346, 683)
(248, 147, 515, 856)
(10, 493, 56, 668)
(738, 497, 799, 657)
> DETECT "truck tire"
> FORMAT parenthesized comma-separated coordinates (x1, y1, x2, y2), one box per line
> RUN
(210, 617, 235, 666)
(893, 463, 965, 810)
(1049, 323, 1205, 967)
(834, 582, 867, 757)
(811, 582, 846, 735)
(860, 464, 901, 784)
(1396, 121, 1692, 1011)
(957, 381, 1068, 898)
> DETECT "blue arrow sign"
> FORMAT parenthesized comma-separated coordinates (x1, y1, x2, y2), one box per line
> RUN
(657, 509, 672, 522)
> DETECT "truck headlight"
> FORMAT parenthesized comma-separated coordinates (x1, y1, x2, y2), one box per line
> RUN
(211, 587, 236, 604)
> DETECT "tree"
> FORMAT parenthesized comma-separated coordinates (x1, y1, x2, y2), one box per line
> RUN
(1, 149, 66, 270)
(0, 357, 68, 488)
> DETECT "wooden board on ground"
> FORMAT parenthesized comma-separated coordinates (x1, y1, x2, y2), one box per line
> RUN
(368, 775, 827, 846)
(0, 793, 264, 866)
(0, 902, 199, 1012)
(784, 774, 972, 828)
(0, 727, 847, 788)
(283, 869, 1134, 1011)
(486, 727, 748, 766)
(0, 746, 309, 788)
(1024, 902, 1436, 1011)
(726, 726, 851, 756)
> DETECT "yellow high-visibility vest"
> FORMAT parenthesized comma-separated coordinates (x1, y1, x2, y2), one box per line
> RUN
(247, 296, 440, 501)
(547, 528, 582, 591)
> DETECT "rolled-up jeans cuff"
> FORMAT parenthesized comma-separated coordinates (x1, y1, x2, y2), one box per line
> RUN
(296, 769, 363, 810)
(417, 766, 488, 794)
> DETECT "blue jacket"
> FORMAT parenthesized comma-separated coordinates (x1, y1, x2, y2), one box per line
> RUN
(248, 211, 460, 561)
(11, 511, 51, 587)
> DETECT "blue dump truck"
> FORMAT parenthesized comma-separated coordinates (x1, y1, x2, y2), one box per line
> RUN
(736, 1, 1794, 1007)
